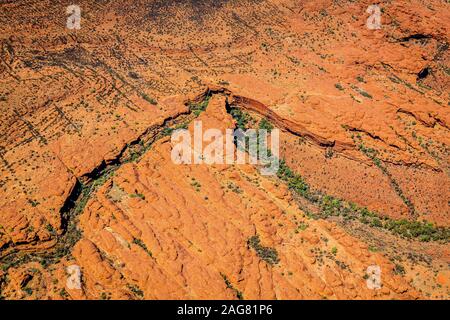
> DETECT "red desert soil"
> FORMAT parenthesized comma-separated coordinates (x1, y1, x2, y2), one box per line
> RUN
(0, 0, 449, 299)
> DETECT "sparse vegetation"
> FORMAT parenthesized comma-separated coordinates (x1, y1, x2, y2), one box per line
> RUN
(2, 2, 448, 300)
(162, 122, 189, 136)
(351, 85, 372, 99)
(141, 93, 157, 105)
(127, 284, 144, 299)
(297, 222, 309, 232)
(28, 199, 40, 207)
(189, 94, 211, 117)
(23, 287, 33, 296)
(335, 83, 344, 91)
(277, 159, 310, 197)
(393, 263, 406, 276)
(129, 193, 145, 200)
(247, 235, 280, 265)
(0, 87, 212, 275)
(259, 118, 274, 132)
(227, 182, 242, 194)
(276, 154, 449, 242)
(59, 288, 69, 299)
(229, 108, 254, 130)
(228, 113, 448, 242)
(221, 273, 244, 300)
(191, 178, 201, 192)
(354, 137, 415, 216)
(100, 292, 111, 300)
(133, 238, 153, 257)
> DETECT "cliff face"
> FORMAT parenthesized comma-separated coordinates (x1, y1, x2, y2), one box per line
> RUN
(0, 0, 449, 300)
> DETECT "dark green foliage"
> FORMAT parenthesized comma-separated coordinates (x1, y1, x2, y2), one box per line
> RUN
(383, 219, 449, 242)
(351, 85, 373, 99)
(59, 288, 69, 299)
(162, 122, 188, 136)
(277, 159, 310, 198)
(129, 193, 145, 200)
(28, 199, 40, 207)
(228, 108, 449, 243)
(230, 108, 253, 130)
(247, 235, 280, 265)
(393, 263, 406, 276)
(46, 224, 55, 234)
(23, 287, 33, 296)
(221, 273, 244, 300)
(359, 90, 372, 99)
(356, 139, 416, 216)
(162, 127, 174, 136)
(189, 94, 211, 116)
(100, 292, 111, 300)
(335, 83, 344, 91)
(141, 94, 157, 105)
(277, 158, 449, 243)
(227, 182, 242, 194)
(259, 118, 273, 132)
(331, 247, 338, 256)
(133, 238, 153, 257)
(127, 284, 144, 299)
(0, 93, 211, 275)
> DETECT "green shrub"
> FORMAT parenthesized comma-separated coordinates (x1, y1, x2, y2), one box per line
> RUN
(141, 94, 157, 105)
(393, 263, 405, 275)
(230, 108, 252, 130)
(129, 193, 145, 200)
(133, 238, 153, 257)
(127, 284, 144, 299)
(248, 235, 279, 265)
(220, 273, 244, 300)
(277, 158, 449, 243)
(331, 247, 338, 256)
(23, 287, 33, 296)
(189, 95, 210, 116)
(335, 83, 344, 91)
(259, 118, 274, 132)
